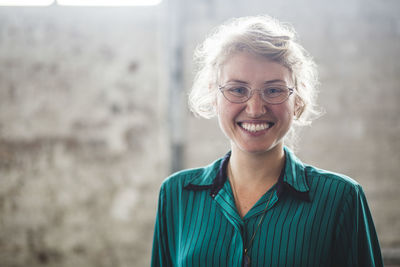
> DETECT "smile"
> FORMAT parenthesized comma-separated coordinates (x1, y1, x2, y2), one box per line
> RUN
(239, 122, 274, 133)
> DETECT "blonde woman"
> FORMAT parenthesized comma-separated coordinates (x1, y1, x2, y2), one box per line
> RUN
(152, 15, 383, 267)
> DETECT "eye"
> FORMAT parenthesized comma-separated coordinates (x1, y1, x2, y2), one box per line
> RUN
(264, 87, 285, 97)
(228, 86, 249, 96)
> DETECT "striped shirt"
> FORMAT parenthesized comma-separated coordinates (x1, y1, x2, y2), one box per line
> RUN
(151, 147, 383, 267)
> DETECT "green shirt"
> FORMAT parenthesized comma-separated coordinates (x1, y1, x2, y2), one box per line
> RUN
(151, 147, 383, 267)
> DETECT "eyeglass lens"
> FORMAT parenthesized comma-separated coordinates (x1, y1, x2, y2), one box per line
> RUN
(221, 85, 291, 104)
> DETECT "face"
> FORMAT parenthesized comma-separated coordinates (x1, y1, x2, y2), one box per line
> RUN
(216, 51, 296, 156)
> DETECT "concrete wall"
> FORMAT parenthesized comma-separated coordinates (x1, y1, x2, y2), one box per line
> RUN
(0, 0, 399, 266)
(0, 5, 168, 267)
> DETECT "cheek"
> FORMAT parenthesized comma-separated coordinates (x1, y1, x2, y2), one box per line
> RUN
(284, 97, 296, 116)
(273, 102, 295, 123)
(216, 100, 232, 138)
(216, 97, 242, 132)
(216, 96, 228, 126)
(217, 105, 233, 126)
(216, 95, 232, 117)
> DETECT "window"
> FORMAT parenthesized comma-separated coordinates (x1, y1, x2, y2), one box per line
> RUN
(57, 0, 162, 6)
(0, 0, 162, 6)
(0, 0, 54, 6)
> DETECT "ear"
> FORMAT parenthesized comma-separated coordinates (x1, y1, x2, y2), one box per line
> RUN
(294, 96, 305, 119)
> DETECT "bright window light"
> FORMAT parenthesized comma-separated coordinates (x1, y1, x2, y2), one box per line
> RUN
(57, 0, 162, 6)
(0, 0, 54, 6)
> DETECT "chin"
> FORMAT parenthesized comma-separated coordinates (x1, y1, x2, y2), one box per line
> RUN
(235, 141, 283, 155)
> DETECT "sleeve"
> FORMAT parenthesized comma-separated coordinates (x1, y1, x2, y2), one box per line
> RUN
(333, 184, 384, 267)
(151, 184, 173, 267)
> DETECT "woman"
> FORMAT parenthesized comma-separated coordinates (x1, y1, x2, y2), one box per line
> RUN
(152, 15, 383, 267)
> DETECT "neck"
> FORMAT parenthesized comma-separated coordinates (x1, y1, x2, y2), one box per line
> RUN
(229, 144, 285, 191)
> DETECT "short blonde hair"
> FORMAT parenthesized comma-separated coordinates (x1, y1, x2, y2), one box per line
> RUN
(189, 15, 320, 127)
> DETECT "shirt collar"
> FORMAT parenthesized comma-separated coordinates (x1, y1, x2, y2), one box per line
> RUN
(184, 147, 310, 201)
(279, 146, 310, 201)
(183, 153, 228, 196)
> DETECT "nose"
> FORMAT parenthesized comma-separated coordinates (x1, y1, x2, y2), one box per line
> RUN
(245, 91, 267, 117)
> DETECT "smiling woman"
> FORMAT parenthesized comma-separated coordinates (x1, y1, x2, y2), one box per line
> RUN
(216, 53, 295, 158)
(151, 15, 383, 267)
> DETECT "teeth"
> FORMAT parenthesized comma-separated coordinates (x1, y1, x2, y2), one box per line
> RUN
(241, 122, 271, 132)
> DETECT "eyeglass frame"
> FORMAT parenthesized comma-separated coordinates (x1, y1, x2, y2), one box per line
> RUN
(218, 83, 295, 105)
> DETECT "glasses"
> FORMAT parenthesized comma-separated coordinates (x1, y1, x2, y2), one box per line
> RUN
(219, 83, 294, 104)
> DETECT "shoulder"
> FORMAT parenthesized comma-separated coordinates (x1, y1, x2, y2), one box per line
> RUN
(305, 164, 360, 187)
(283, 147, 363, 196)
(304, 164, 364, 198)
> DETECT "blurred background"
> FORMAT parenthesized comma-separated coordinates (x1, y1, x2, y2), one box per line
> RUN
(0, 0, 399, 266)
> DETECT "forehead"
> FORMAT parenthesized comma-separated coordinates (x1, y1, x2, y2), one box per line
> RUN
(219, 51, 292, 85)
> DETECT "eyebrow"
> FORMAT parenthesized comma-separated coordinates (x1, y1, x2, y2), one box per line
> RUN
(264, 79, 287, 85)
(226, 79, 287, 85)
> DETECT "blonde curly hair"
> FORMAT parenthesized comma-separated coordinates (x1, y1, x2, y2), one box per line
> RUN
(189, 15, 320, 129)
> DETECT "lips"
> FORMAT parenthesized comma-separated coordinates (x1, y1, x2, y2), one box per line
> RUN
(238, 121, 275, 133)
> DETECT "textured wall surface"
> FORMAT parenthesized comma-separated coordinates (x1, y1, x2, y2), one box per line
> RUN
(0, 0, 399, 266)
(0, 6, 168, 267)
